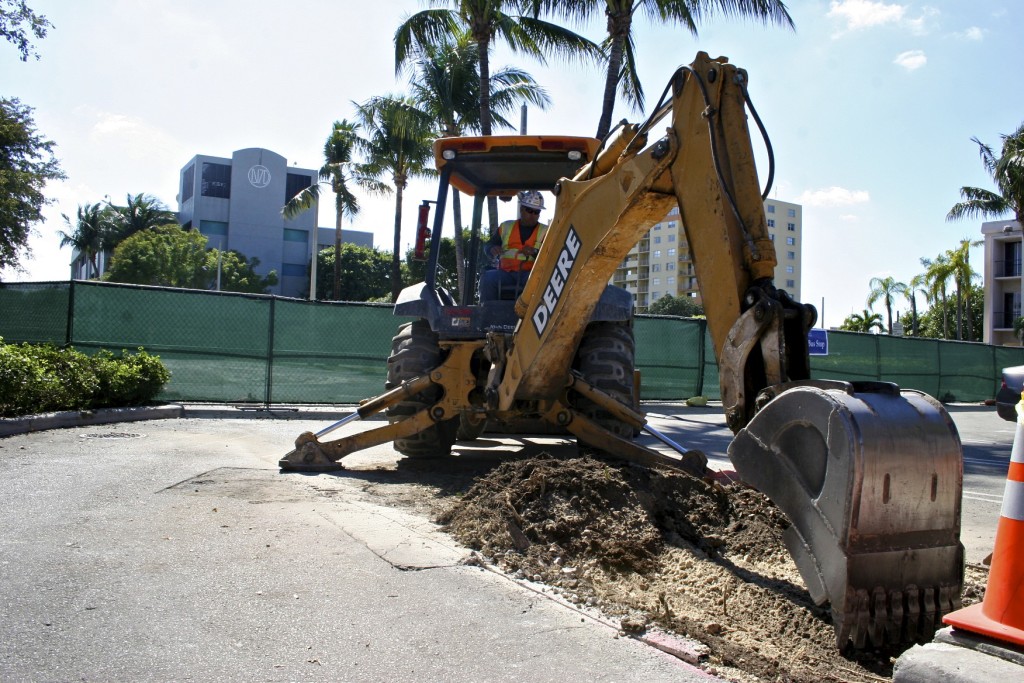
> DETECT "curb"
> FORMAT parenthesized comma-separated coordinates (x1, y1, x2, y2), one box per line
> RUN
(0, 404, 185, 437)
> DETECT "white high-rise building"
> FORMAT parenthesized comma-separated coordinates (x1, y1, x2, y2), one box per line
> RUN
(612, 199, 803, 312)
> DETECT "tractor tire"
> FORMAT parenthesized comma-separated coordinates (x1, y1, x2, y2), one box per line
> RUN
(456, 413, 488, 441)
(385, 320, 457, 458)
(574, 321, 637, 451)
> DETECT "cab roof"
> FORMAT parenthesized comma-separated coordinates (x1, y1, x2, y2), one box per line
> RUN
(433, 135, 600, 197)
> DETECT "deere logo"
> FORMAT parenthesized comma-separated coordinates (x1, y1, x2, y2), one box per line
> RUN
(248, 165, 271, 188)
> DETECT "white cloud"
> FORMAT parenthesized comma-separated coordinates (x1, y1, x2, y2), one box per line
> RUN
(894, 50, 927, 71)
(960, 26, 984, 40)
(796, 187, 871, 207)
(827, 1, 937, 37)
(828, 0, 906, 31)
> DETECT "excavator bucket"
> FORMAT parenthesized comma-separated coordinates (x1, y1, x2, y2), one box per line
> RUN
(728, 382, 964, 649)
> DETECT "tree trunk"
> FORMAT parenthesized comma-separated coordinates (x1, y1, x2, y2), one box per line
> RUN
(392, 183, 405, 302)
(596, 14, 629, 141)
(476, 34, 491, 137)
(955, 285, 963, 340)
(451, 189, 466, 303)
(333, 207, 342, 300)
(941, 291, 949, 338)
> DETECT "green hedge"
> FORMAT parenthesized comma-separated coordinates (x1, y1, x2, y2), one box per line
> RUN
(0, 338, 170, 417)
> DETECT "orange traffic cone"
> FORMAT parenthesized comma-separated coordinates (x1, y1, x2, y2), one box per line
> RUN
(943, 393, 1024, 646)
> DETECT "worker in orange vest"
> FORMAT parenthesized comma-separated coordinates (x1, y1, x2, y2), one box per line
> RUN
(480, 190, 547, 301)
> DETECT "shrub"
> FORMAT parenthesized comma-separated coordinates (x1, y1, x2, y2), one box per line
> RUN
(0, 338, 170, 417)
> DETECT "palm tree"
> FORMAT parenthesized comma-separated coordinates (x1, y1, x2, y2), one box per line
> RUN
(530, 0, 794, 140)
(841, 309, 883, 334)
(58, 203, 109, 279)
(395, 1, 598, 138)
(283, 120, 362, 300)
(947, 121, 1024, 226)
(920, 254, 954, 339)
(352, 95, 436, 301)
(399, 29, 552, 300)
(947, 239, 982, 340)
(906, 273, 928, 336)
(105, 193, 176, 247)
(867, 275, 907, 335)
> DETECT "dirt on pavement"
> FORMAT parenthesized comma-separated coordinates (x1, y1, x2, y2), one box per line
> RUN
(348, 449, 986, 683)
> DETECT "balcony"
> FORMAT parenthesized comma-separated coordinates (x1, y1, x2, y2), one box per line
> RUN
(993, 310, 1022, 329)
(994, 259, 1022, 278)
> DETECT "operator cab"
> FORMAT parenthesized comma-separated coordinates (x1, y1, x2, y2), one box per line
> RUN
(394, 135, 606, 338)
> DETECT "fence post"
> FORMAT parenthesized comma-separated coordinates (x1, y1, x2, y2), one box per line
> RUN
(65, 281, 75, 347)
(265, 296, 275, 407)
(695, 318, 706, 397)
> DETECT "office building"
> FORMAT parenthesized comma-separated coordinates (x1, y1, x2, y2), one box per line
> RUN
(177, 148, 372, 298)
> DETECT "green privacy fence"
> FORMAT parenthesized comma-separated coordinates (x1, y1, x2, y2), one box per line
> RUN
(2, 280, 1021, 404)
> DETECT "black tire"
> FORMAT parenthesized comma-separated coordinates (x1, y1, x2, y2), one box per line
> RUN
(385, 320, 457, 458)
(574, 321, 637, 449)
(456, 413, 488, 441)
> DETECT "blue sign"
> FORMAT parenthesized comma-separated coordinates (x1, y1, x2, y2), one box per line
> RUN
(808, 328, 828, 356)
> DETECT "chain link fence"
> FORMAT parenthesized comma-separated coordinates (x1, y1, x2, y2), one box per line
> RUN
(2, 280, 1020, 404)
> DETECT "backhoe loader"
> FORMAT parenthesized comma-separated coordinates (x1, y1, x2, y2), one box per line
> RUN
(280, 52, 963, 650)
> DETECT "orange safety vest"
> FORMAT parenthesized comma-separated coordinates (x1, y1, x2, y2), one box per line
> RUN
(498, 219, 547, 272)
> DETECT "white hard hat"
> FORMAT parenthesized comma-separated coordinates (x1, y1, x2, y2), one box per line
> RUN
(518, 190, 545, 211)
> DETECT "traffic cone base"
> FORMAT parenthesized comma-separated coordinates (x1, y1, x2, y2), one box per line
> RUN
(944, 602, 1024, 647)
(943, 399, 1024, 647)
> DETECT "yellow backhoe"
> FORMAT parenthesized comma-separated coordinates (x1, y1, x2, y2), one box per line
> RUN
(280, 52, 963, 650)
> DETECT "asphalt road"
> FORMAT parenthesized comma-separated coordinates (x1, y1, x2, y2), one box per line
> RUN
(0, 410, 718, 683)
(0, 399, 1011, 681)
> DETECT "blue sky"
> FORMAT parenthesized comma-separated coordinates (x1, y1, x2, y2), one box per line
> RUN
(2, 0, 1021, 328)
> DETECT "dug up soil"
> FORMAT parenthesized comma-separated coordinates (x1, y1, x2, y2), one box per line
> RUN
(429, 453, 987, 683)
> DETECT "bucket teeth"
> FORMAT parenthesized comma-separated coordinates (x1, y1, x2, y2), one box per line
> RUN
(837, 584, 961, 649)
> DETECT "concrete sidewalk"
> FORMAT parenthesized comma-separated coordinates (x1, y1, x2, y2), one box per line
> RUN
(0, 410, 718, 682)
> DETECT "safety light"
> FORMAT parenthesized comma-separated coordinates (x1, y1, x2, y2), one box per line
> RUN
(441, 149, 456, 160)
(567, 150, 582, 161)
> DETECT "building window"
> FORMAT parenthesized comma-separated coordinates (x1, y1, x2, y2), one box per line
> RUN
(787, 251, 795, 259)
(667, 221, 676, 229)
(769, 233, 775, 241)
(786, 279, 795, 288)
(201, 162, 231, 198)
(668, 248, 675, 256)
(787, 208, 796, 217)
(654, 250, 661, 258)
(669, 207, 679, 216)
(786, 265, 794, 273)
(786, 236, 795, 245)
(668, 234, 675, 242)
(182, 164, 195, 202)
(767, 205, 775, 213)
(652, 278, 661, 286)
(667, 276, 675, 284)
(787, 223, 795, 231)
(283, 228, 308, 243)
(199, 220, 228, 237)
(281, 263, 307, 277)
(652, 263, 661, 272)
(652, 291, 660, 299)
(286, 173, 313, 204)
(653, 223, 661, 230)
(767, 219, 775, 227)
(666, 262, 675, 271)
(654, 235, 661, 244)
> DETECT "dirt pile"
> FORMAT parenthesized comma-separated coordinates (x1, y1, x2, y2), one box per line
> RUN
(438, 453, 985, 683)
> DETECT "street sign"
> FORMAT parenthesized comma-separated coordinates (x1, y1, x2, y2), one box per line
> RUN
(808, 328, 828, 356)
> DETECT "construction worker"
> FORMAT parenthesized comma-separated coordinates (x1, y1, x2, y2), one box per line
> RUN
(479, 190, 547, 301)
